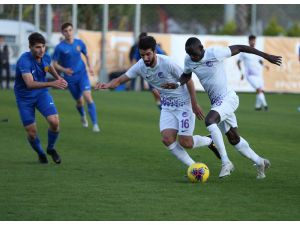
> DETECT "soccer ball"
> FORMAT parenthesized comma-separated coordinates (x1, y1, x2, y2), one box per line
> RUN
(187, 162, 210, 183)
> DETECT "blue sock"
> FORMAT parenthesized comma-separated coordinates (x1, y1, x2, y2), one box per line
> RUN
(76, 105, 85, 117)
(87, 102, 98, 125)
(28, 136, 45, 156)
(47, 129, 59, 150)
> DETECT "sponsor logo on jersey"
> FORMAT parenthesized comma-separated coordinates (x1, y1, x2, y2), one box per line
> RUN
(206, 61, 213, 67)
(182, 112, 188, 117)
(44, 66, 49, 72)
(157, 72, 164, 78)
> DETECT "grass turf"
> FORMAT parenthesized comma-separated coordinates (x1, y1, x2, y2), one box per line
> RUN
(0, 89, 299, 220)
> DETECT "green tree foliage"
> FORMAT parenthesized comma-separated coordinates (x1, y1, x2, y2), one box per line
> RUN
(217, 21, 237, 35)
(286, 22, 300, 37)
(263, 17, 285, 36)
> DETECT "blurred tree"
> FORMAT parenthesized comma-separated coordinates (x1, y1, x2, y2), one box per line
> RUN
(263, 17, 285, 36)
(217, 21, 237, 35)
(286, 22, 300, 37)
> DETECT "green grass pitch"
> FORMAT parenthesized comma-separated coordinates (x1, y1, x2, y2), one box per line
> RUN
(0, 89, 299, 220)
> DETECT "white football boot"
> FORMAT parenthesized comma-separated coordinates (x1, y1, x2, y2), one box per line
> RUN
(256, 158, 271, 179)
(81, 116, 88, 128)
(92, 124, 100, 132)
(219, 161, 234, 178)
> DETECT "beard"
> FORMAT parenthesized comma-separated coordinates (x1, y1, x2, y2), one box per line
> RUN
(144, 57, 155, 67)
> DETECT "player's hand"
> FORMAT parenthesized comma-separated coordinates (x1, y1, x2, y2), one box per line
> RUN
(192, 103, 205, 120)
(94, 82, 111, 90)
(264, 54, 282, 66)
(64, 68, 73, 75)
(89, 67, 95, 76)
(161, 83, 178, 89)
(52, 79, 68, 89)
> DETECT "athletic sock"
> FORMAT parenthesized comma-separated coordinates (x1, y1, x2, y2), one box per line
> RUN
(255, 94, 262, 108)
(28, 136, 45, 156)
(192, 135, 212, 149)
(207, 124, 230, 164)
(167, 142, 195, 166)
(87, 102, 98, 125)
(47, 129, 59, 150)
(258, 92, 267, 107)
(76, 105, 85, 117)
(233, 136, 261, 165)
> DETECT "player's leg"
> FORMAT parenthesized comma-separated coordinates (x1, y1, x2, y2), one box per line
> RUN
(205, 110, 230, 165)
(160, 110, 195, 166)
(37, 92, 61, 164)
(225, 125, 270, 179)
(81, 74, 100, 132)
(83, 90, 99, 132)
(16, 99, 47, 163)
(68, 80, 88, 127)
(257, 89, 268, 111)
(6, 64, 10, 89)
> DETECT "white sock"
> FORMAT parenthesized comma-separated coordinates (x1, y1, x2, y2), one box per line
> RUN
(234, 136, 262, 165)
(192, 135, 212, 149)
(167, 142, 195, 166)
(207, 124, 230, 164)
(258, 92, 267, 107)
(255, 94, 262, 108)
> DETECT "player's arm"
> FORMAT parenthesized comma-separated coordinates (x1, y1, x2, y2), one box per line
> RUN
(52, 61, 73, 75)
(48, 65, 63, 80)
(95, 74, 130, 90)
(83, 54, 95, 76)
(229, 45, 282, 66)
(236, 60, 244, 80)
(259, 59, 270, 70)
(186, 79, 205, 120)
(22, 73, 67, 89)
(161, 72, 192, 89)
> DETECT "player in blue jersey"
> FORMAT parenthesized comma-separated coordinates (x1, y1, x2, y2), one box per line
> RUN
(53, 22, 100, 132)
(14, 32, 68, 164)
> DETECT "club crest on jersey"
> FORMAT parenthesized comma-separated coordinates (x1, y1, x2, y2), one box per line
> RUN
(182, 112, 188, 117)
(157, 72, 164, 78)
(76, 45, 81, 51)
(206, 61, 213, 67)
(44, 66, 49, 72)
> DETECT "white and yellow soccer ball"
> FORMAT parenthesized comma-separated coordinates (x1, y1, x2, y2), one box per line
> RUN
(187, 162, 210, 183)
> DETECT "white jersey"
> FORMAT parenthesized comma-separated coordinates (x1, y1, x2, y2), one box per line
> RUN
(126, 54, 191, 110)
(239, 52, 263, 77)
(183, 47, 233, 106)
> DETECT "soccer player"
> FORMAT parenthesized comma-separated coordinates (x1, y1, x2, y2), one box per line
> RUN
(237, 35, 269, 111)
(14, 32, 68, 164)
(95, 36, 221, 169)
(161, 37, 282, 179)
(53, 22, 100, 132)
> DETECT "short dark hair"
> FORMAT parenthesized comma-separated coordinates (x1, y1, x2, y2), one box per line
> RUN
(28, 32, 46, 46)
(61, 22, 73, 31)
(138, 36, 156, 52)
(138, 32, 147, 40)
(249, 34, 256, 41)
(185, 37, 203, 55)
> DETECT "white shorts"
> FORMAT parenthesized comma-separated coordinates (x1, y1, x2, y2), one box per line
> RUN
(211, 92, 239, 134)
(159, 107, 195, 136)
(246, 75, 264, 90)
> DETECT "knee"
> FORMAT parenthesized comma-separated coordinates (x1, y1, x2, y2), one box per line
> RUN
(162, 136, 176, 147)
(178, 138, 193, 149)
(205, 117, 216, 127)
(227, 133, 240, 145)
(49, 117, 60, 131)
(26, 128, 37, 140)
(77, 98, 84, 107)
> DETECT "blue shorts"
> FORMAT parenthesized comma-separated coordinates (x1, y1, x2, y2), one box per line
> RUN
(66, 70, 91, 100)
(16, 91, 58, 127)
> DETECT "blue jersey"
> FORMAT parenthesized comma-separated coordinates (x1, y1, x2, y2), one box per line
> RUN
(53, 39, 87, 78)
(14, 52, 51, 99)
